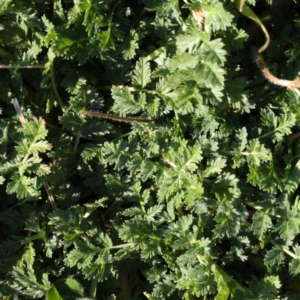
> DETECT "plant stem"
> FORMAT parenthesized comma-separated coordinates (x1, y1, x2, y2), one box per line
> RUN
(74, 131, 81, 153)
(283, 247, 297, 259)
(50, 63, 65, 111)
(0, 64, 45, 68)
(109, 243, 134, 250)
(89, 275, 97, 299)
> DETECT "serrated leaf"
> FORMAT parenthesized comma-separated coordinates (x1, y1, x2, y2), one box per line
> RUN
(122, 33, 139, 59)
(123, 207, 144, 217)
(214, 200, 243, 238)
(199, 38, 227, 65)
(261, 109, 295, 142)
(180, 144, 203, 172)
(289, 258, 300, 277)
(246, 276, 281, 299)
(22, 243, 35, 266)
(285, 159, 300, 199)
(12, 265, 50, 298)
(232, 127, 247, 167)
(167, 53, 199, 71)
(194, 62, 225, 88)
(251, 210, 272, 239)
(202, 3, 233, 32)
(147, 205, 163, 221)
(233, 127, 248, 152)
(264, 246, 285, 267)
(111, 86, 143, 115)
(169, 214, 193, 233)
(23, 117, 48, 141)
(7, 175, 40, 199)
(275, 209, 300, 241)
(245, 139, 270, 166)
(29, 141, 52, 155)
(146, 96, 160, 117)
(132, 57, 151, 88)
(247, 164, 281, 194)
(176, 27, 202, 53)
(98, 30, 115, 51)
(202, 157, 227, 178)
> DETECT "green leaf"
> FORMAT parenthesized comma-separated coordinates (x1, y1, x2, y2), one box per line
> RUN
(122, 32, 139, 59)
(212, 265, 232, 300)
(54, 0, 66, 23)
(202, 157, 227, 178)
(167, 53, 199, 71)
(247, 163, 282, 193)
(48, 207, 89, 246)
(47, 279, 83, 300)
(0, 120, 9, 155)
(289, 246, 300, 276)
(176, 265, 215, 297)
(23, 117, 48, 141)
(7, 175, 40, 200)
(52, 28, 86, 56)
(214, 200, 244, 238)
(202, 3, 233, 32)
(99, 30, 115, 51)
(251, 210, 272, 239)
(0, 0, 12, 14)
(104, 136, 138, 170)
(0, 204, 31, 228)
(261, 109, 295, 142)
(274, 201, 300, 241)
(245, 276, 281, 299)
(2, 1, 300, 299)
(194, 62, 225, 88)
(163, 144, 202, 173)
(22, 243, 35, 266)
(111, 86, 143, 115)
(212, 172, 239, 201)
(146, 96, 160, 117)
(170, 215, 193, 233)
(64, 237, 111, 279)
(176, 26, 203, 53)
(146, 205, 163, 221)
(16, 140, 52, 156)
(47, 286, 63, 300)
(227, 26, 249, 50)
(284, 159, 300, 199)
(12, 265, 51, 298)
(199, 38, 227, 65)
(289, 258, 300, 277)
(245, 139, 271, 166)
(232, 127, 247, 167)
(132, 57, 151, 88)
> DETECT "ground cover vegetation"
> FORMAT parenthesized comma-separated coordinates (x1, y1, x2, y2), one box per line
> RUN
(1, 0, 300, 299)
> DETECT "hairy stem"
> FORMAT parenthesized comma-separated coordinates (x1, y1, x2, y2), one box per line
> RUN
(80, 110, 151, 124)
